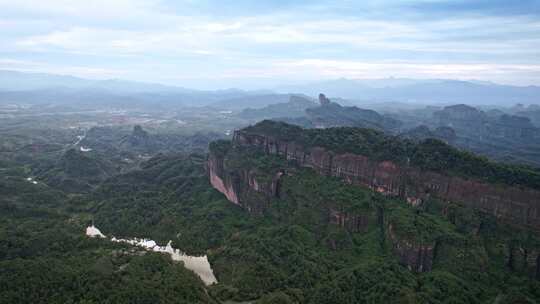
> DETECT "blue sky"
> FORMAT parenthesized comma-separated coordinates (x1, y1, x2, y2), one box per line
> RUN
(0, 0, 539, 89)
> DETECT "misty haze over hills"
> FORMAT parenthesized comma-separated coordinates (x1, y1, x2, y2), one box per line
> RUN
(275, 78, 540, 105)
(0, 70, 271, 108)
(1, 70, 539, 107)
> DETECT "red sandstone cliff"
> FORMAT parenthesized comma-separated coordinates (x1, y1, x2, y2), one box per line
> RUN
(207, 151, 282, 214)
(387, 224, 435, 272)
(232, 130, 540, 232)
(207, 130, 540, 274)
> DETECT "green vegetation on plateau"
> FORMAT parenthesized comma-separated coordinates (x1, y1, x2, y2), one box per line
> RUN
(243, 120, 540, 189)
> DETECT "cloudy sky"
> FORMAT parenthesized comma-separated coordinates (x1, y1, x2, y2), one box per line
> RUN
(0, 0, 539, 89)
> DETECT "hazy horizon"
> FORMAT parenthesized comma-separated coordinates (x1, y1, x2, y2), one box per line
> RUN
(4, 68, 540, 91)
(1, 0, 539, 90)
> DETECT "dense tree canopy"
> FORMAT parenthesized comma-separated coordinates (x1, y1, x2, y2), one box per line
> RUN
(243, 120, 540, 189)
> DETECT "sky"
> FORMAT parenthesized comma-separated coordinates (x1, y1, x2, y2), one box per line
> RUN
(0, 0, 539, 89)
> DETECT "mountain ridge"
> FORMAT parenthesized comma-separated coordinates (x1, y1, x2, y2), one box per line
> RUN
(212, 120, 540, 230)
(2, 70, 539, 107)
(275, 78, 540, 106)
(205, 121, 540, 301)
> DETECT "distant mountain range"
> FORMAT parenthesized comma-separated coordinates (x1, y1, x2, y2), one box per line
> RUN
(237, 95, 317, 119)
(275, 78, 540, 106)
(0, 70, 269, 108)
(0, 70, 194, 93)
(1, 70, 539, 107)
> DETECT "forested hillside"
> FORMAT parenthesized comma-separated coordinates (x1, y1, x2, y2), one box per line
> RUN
(0, 158, 216, 303)
(2, 119, 540, 303)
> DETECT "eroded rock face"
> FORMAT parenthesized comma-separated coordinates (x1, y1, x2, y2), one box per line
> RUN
(208, 153, 240, 205)
(319, 93, 331, 106)
(489, 114, 538, 139)
(434, 104, 488, 135)
(232, 130, 540, 231)
(207, 151, 282, 214)
(537, 254, 540, 280)
(329, 208, 371, 233)
(434, 104, 540, 141)
(387, 224, 434, 272)
(209, 131, 540, 273)
(506, 244, 540, 279)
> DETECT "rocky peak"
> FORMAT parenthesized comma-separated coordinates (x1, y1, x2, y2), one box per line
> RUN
(121, 125, 152, 149)
(132, 125, 148, 139)
(318, 93, 331, 106)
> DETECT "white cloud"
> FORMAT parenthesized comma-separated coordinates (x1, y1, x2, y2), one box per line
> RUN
(269, 59, 540, 84)
(1, 1, 539, 86)
(0, 0, 164, 21)
(0, 57, 128, 78)
(12, 12, 540, 59)
(16, 26, 216, 56)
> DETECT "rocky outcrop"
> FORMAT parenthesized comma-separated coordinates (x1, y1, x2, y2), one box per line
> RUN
(305, 102, 402, 132)
(318, 93, 331, 106)
(207, 151, 282, 214)
(434, 104, 488, 135)
(232, 130, 540, 231)
(329, 208, 372, 233)
(208, 152, 240, 205)
(207, 131, 540, 273)
(488, 114, 538, 139)
(506, 244, 540, 279)
(125, 125, 150, 146)
(387, 224, 434, 272)
(434, 104, 539, 140)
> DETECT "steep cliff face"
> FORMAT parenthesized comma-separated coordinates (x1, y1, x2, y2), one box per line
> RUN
(207, 143, 283, 214)
(489, 114, 538, 139)
(434, 104, 488, 136)
(232, 130, 540, 231)
(208, 152, 240, 205)
(207, 124, 540, 275)
(387, 224, 434, 272)
(328, 208, 371, 233)
(506, 244, 540, 279)
(208, 142, 435, 272)
(434, 104, 540, 141)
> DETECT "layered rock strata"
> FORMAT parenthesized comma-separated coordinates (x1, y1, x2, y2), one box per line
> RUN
(230, 130, 540, 231)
